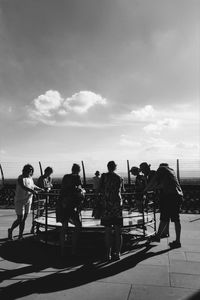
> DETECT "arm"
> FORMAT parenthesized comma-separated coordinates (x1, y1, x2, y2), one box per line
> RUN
(33, 183, 44, 191)
(143, 174, 158, 193)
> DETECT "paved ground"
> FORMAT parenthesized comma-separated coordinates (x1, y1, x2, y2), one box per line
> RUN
(0, 209, 200, 299)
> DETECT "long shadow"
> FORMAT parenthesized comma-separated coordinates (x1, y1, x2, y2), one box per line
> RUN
(0, 236, 172, 299)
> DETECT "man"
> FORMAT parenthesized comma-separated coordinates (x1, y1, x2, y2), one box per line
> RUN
(139, 162, 156, 185)
(37, 167, 53, 191)
(59, 163, 85, 256)
(144, 163, 183, 248)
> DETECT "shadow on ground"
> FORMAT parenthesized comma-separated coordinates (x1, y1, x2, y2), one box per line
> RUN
(0, 236, 172, 299)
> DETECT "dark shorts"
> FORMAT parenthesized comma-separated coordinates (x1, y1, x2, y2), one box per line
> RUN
(101, 216, 123, 227)
(56, 201, 81, 227)
(159, 194, 182, 222)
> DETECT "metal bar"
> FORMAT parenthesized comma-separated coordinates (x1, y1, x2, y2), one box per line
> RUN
(176, 159, 180, 183)
(127, 160, 131, 186)
(39, 161, 43, 176)
(45, 194, 48, 244)
(81, 160, 86, 187)
(0, 163, 5, 187)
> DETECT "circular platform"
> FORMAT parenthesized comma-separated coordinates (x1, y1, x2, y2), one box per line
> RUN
(34, 209, 154, 231)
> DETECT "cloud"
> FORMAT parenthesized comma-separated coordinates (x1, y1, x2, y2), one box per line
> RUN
(131, 105, 156, 121)
(64, 91, 107, 114)
(119, 135, 141, 147)
(28, 90, 107, 126)
(144, 118, 178, 134)
(33, 90, 64, 117)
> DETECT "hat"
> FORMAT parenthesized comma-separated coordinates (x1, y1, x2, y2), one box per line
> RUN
(159, 163, 169, 167)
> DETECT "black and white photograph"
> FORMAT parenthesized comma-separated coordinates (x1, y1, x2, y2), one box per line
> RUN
(0, 1, 199, 299)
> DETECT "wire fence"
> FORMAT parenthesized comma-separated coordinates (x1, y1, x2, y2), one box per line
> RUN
(0, 158, 199, 185)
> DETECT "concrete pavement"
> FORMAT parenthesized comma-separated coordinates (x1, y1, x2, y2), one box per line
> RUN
(0, 209, 200, 299)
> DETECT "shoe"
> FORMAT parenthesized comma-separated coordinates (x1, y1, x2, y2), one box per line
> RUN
(150, 235, 160, 243)
(8, 228, 13, 240)
(18, 234, 23, 240)
(169, 241, 181, 249)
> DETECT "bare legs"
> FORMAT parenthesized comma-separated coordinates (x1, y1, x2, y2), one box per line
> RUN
(156, 220, 169, 238)
(8, 213, 28, 240)
(60, 218, 81, 257)
(174, 221, 181, 243)
(105, 225, 122, 260)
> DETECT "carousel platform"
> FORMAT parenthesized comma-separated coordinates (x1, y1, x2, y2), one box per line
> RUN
(0, 210, 200, 299)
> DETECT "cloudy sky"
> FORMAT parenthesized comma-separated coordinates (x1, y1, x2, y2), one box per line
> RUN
(0, 0, 199, 175)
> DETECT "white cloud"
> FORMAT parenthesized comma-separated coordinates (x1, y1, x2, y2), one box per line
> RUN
(28, 90, 107, 126)
(144, 118, 178, 134)
(131, 105, 156, 121)
(33, 90, 64, 117)
(64, 91, 107, 114)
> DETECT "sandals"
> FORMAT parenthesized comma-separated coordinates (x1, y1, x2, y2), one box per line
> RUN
(169, 241, 181, 249)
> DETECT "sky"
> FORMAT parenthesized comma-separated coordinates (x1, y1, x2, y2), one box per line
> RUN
(0, 0, 199, 177)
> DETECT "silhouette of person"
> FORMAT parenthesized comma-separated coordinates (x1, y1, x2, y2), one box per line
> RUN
(8, 164, 43, 240)
(92, 171, 103, 219)
(37, 167, 53, 191)
(100, 161, 124, 261)
(144, 163, 183, 248)
(59, 163, 85, 256)
(129, 166, 146, 213)
(139, 162, 156, 185)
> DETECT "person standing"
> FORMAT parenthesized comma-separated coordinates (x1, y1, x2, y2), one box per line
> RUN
(92, 171, 103, 219)
(139, 162, 156, 185)
(59, 163, 85, 256)
(144, 163, 183, 248)
(8, 164, 43, 240)
(37, 167, 53, 191)
(100, 161, 124, 261)
(129, 166, 146, 213)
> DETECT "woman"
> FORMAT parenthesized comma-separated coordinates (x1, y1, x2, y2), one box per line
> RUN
(8, 164, 43, 240)
(100, 161, 123, 261)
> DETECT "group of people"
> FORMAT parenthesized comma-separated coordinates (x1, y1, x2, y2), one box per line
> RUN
(8, 165, 53, 240)
(130, 162, 183, 249)
(7, 160, 183, 261)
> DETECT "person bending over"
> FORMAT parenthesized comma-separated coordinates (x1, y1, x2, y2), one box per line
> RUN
(59, 163, 85, 256)
(144, 163, 183, 248)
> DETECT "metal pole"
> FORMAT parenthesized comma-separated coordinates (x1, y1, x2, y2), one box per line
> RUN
(127, 160, 131, 186)
(176, 159, 180, 183)
(0, 163, 5, 187)
(45, 193, 48, 245)
(81, 161, 86, 188)
(39, 161, 43, 176)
